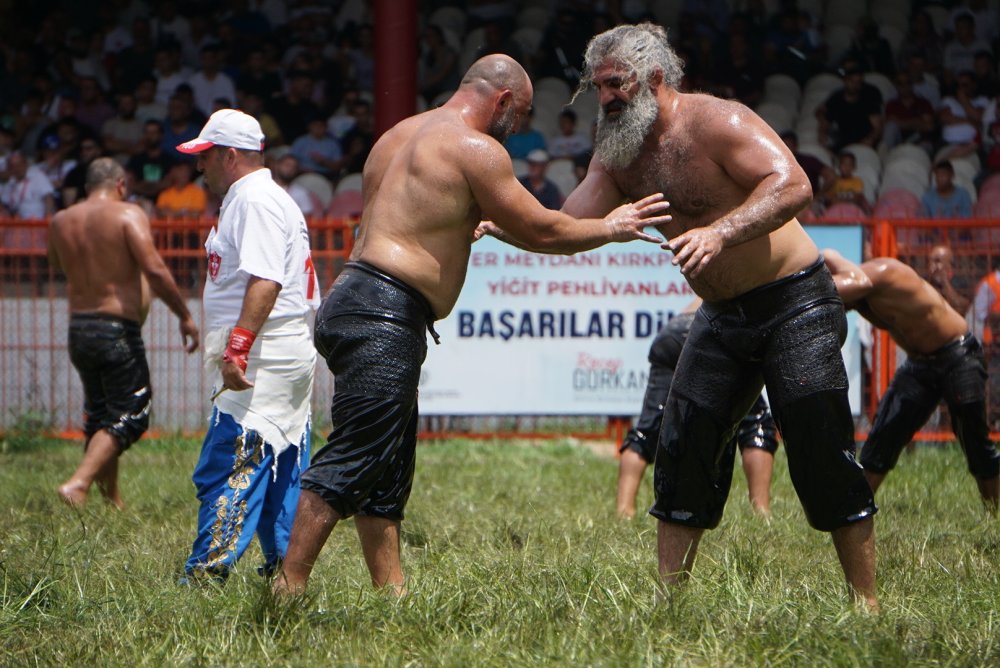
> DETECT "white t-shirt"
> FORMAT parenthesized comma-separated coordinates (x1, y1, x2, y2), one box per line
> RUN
(188, 71, 237, 117)
(548, 132, 593, 159)
(203, 168, 320, 332)
(939, 95, 990, 144)
(0, 166, 54, 218)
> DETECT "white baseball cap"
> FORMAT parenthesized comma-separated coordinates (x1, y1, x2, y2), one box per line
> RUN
(176, 109, 265, 154)
(526, 149, 549, 163)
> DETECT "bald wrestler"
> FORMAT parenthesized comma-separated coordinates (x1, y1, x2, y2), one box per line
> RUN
(272, 54, 671, 597)
(927, 245, 970, 315)
(511, 24, 878, 609)
(48, 157, 199, 509)
(824, 249, 1000, 510)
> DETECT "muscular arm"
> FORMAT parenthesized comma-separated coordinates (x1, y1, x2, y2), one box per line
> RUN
(465, 136, 667, 254)
(703, 107, 813, 246)
(667, 103, 812, 276)
(821, 248, 873, 305)
(123, 206, 199, 351)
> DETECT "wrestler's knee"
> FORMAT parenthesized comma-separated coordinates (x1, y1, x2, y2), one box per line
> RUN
(620, 428, 656, 463)
(299, 478, 357, 519)
(650, 395, 736, 529)
(964, 443, 1000, 480)
(775, 391, 876, 531)
(105, 408, 150, 452)
(735, 397, 779, 455)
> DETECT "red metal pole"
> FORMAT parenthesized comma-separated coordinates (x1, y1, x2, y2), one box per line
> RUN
(374, 0, 417, 138)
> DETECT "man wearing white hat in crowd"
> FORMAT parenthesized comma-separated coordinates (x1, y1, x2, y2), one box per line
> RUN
(176, 109, 320, 581)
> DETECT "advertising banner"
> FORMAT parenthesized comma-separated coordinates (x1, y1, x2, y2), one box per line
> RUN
(419, 226, 863, 415)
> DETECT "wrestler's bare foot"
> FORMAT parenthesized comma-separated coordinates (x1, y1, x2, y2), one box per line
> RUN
(617, 506, 636, 520)
(58, 480, 89, 508)
(271, 573, 307, 598)
(101, 493, 125, 511)
(852, 590, 881, 614)
(381, 581, 408, 598)
(832, 518, 878, 613)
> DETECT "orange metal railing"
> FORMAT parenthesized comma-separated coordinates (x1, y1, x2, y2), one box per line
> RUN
(4, 215, 1000, 444)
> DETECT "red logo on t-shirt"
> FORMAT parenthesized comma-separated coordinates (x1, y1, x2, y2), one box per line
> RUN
(208, 251, 221, 280)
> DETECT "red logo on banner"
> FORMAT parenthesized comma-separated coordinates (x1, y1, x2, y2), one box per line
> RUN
(208, 251, 221, 280)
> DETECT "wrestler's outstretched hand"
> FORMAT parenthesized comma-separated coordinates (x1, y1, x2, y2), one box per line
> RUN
(179, 315, 200, 353)
(604, 193, 670, 243)
(664, 225, 724, 278)
(473, 220, 499, 241)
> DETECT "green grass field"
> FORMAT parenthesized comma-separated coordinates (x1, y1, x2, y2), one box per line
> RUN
(2, 434, 998, 666)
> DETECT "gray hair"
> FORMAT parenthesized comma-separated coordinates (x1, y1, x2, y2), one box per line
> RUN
(577, 23, 684, 96)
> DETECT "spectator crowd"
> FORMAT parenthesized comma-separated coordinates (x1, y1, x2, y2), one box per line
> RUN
(0, 0, 998, 220)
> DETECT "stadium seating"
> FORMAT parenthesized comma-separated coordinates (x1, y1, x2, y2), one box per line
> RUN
(428, 5, 466, 35)
(516, 6, 550, 30)
(873, 188, 921, 218)
(980, 173, 1000, 198)
(975, 192, 1000, 217)
(334, 172, 364, 194)
(755, 102, 795, 134)
(885, 144, 932, 172)
(534, 77, 573, 101)
(763, 74, 802, 108)
(797, 142, 834, 168)
(326, 189, 363, 218)
(545, 158, 579, 198)
(824, 201, 869, 220)
(863, 72, 897, 103)
(511, 26, 543, 55)
(843, 143, 882, 201)
(824, 0, 867, 28)
(292, 173, 334, 210)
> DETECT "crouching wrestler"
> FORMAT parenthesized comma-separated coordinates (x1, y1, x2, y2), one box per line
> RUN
(824, 249, 1000, 510)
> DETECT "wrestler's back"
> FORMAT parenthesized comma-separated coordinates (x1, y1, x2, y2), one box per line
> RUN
(352, 108, 483, 318)
(50, 199, 147, 322)
(862, 258, 968, 354)
(615, 94, 819, 302)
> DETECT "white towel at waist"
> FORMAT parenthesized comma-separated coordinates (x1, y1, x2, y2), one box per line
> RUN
(204, 315, 315, 460)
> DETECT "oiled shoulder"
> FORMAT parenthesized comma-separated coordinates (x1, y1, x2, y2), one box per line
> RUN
(863, 257, 920, 290)
(683, 93, 755, 130)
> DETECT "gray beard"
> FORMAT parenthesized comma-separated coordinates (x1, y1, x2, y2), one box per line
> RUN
(594, 86, 658, 171)
(488, 105, 517, 143)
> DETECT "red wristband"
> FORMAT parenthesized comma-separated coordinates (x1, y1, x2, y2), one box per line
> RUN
(222, 326, 256, 372)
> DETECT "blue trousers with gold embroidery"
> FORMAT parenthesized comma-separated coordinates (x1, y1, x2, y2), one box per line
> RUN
(185, 408, 309, 578)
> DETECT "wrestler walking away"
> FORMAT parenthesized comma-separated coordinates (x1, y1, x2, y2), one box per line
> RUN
(273, 53, 672, 597)
(548, 23, 879, 610)
(48, 158, 199, 509)
(616, 298, 779, 519)
(824, 249, 1000, 510)
(177, 110, 320, 581)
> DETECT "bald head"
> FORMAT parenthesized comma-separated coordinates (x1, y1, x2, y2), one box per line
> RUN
(930, 245, 953, 263)
(460, 54, 531, 97)
(85, 157, 126, 194)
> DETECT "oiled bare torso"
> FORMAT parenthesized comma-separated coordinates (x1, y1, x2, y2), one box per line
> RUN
(610, 95, 818, 301)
